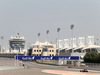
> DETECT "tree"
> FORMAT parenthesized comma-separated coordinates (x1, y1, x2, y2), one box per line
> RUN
(32, 54, 36, 56)
(98, 53, 100, 63)
(55, 54, 58, 56)
(84, 51, 100, 63)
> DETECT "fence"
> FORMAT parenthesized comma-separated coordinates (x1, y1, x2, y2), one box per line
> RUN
(85, 63, 100, 68)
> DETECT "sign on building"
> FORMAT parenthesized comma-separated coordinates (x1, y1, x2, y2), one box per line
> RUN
(15, 56, 79, 61)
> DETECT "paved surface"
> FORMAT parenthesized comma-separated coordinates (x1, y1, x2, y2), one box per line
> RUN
(24, 62, 100, 72)
(42, 70, 100, 75)
(0, 68, 56, 75)
(24, 62, 100, 75)
(0, 66, 24, 70)
(0, 57, 24, 70)
(0, 57, 15, 66)
(0, 58, 55, 75)
(0, 58, 100, 75)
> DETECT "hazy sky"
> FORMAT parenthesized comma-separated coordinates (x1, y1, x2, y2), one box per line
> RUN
(0, 0, 100, 46)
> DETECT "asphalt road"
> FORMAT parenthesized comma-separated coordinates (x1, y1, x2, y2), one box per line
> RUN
(0, 68, 56, 75)
(24, 61, 68, 71)
(0, 58, 56, 75)
(0, 58, 100, 75)
(22, 62, 100, 75)
(24, 61, 100, 72)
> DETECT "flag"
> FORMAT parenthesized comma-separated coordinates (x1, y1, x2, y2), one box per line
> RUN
(71, 25, 74, 29)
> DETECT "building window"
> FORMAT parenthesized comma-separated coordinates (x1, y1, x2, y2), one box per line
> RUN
(52, 54, 54, 56)
(39, 50, 41, 52)
(52, 50, 54, 52)
(50, 54, 51, 56)
(50, 50, 51, 52)
(34, 50, 36, 52)
(33, 46, 38, 48)
(37, 50, 38, 52)
(37, 54, 38, 56)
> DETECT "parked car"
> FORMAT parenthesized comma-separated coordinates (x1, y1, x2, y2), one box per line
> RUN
(80, 69, 88, 72)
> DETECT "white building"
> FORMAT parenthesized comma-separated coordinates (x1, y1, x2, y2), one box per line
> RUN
(82, 36, 100, 53)
(9, 36, 25, 53)
(57, 36, 100, 55)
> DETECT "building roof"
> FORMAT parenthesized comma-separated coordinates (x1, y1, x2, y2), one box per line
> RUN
(32, 41, 55, 46)
(73, 45, 85, 51)
(65, 47, 72, 51)
(82, 45, 100, 50)
(10, 36, 24, 40)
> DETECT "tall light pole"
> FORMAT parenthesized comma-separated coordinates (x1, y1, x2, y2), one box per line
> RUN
(70, 25, 74, 56)
(38, 33, 40, 56)
(46, 30, 49, 56)
(1, 36, 4, 52)
(97, 38, 99, 45)
(57, 28, 60, 56)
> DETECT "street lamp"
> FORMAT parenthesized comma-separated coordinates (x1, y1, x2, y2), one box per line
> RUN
(57, 28, 60, 56)
(38, 33, 40, 56)
(1, 36, 4, 52)
(70, 24, 74, 56)
(46, 30, 49, 56)
(97, 38, 99, 45)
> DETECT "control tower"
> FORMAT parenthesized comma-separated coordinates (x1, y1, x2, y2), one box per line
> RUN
(9, 36, 25, 53)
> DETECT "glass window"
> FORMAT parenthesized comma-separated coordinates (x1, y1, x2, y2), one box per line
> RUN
(52, 50, 54, 52)
(34, 50, 36, 52)
(50, 50, 51, 52)
(37, 50, 38, 52)
(33, 45, 38, 48)
(39, 50, 41, 52)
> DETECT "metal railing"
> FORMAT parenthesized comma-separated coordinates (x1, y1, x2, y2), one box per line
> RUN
(85, 63, 100, 68)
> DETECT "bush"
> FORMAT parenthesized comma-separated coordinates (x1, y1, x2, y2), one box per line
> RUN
(32, 54, 36, 56)
(84, 51, 100, 63)
(55, 54, 58, 56)
(98, 53, 100, 63)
